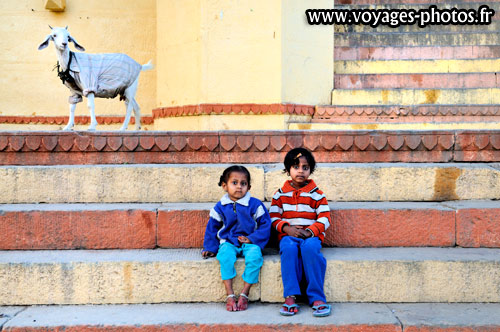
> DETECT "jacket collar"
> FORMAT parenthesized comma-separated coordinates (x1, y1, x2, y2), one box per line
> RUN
(281, 179, 318, 193)
(220, 191, 251, 206)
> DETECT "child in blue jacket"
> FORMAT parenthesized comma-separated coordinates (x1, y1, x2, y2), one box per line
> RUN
(202, 165, 271, 312)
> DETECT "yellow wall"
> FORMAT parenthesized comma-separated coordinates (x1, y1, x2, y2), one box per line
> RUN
(157, 0, 202, 107)
(157, 0, 333, 107)
(0, 0, 156, 118)
(282, 0, 333, 105)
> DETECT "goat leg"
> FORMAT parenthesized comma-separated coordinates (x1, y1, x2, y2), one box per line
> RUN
(132, 99, 141, 131)
(120, 99, 133, 131)
(86, 93, 98, 131)
(63, 103, 76, 131)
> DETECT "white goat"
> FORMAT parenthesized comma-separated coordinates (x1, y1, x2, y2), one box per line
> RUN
(38, 26, 153, 131)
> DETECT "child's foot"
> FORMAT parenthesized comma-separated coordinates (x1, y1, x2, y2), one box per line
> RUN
(279, 295, 299, 316)
(237, 293, 249, 311)
(226, 294, 238, 312)
(312, 300, 331, 317)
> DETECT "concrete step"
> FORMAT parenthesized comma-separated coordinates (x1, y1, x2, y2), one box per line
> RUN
(331, 88, 500, 105)
(2, 303, 500, 331)
(335, 46, 500, 61)
(335, 32, 500, 47)
(1, 247, 499, 304)
(2, 163, 500, 203)
(335, 73, 500, 89)
(335, 59, 500, 74)
(1, 201, 499, 250)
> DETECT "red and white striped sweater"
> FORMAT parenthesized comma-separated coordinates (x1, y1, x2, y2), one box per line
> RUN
(270, 179, 331, 242)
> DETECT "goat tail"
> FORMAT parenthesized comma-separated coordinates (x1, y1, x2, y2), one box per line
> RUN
(141, 60, 154, 71)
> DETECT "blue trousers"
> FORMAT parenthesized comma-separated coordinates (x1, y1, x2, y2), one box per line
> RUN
(279, 236, 327, 305)
(216, 242, 263, 284)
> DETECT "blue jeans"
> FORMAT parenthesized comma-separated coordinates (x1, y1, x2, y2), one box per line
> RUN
(216, 242, 263, 284)
(279, 236, 327, 305)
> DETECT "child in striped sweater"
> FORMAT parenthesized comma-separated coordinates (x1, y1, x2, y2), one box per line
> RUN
(270, 148, 332, 317)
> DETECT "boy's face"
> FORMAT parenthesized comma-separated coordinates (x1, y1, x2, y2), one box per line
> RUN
(222, 171, 250, 201)
(289, 156, 311, 188)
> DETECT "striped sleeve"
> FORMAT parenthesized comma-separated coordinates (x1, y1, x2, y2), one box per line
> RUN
(306, 192, 331, 238)
(270, 191, 289, 233)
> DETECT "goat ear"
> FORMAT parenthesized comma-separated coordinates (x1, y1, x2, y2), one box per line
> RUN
(38, 35, 52, 50)
(69, 36, 85, 52)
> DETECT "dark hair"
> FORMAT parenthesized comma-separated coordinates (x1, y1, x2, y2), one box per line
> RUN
(283, 148, 316, 174)
(218, 165, 251, 187)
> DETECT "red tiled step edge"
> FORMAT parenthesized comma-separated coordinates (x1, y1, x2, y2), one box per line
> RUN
(314, 106, 500, 124)
(335, 73, 500, 89)
(2, 130, 500, 164)
(152, 103, 314, 117)
(335, 46, 500, 61)
(1, 202, 499, 250)
(0, 116, 153, 125)
(0, 104, 313, 126)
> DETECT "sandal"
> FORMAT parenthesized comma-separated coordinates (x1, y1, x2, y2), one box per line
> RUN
(279, 296, 299, 316)
(312, 303, 331, 317)
(225, 294, 238, 312)
(238, 293, 249, 311)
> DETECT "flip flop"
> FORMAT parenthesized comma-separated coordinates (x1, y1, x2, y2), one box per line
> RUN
(279, 303, 300, 316)
(312, 304, 331, 317)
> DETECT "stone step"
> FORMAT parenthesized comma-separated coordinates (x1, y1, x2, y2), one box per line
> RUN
(1, 247, 499, 305)
(334, 32, 500, 47)
(2, 163, 500, 203)
(2, 303, 500, 332)
(2, 201, 499, 250)
(335, 73, 500, 89)
(335, 46, 500, 61)
(331, 88, 500, 105)
(335, 59, 500, 74)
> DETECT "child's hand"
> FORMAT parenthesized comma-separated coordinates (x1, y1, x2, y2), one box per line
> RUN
(297, 228, 312, 239)
(283, 225, 304, 238)
(202, 250, 216, 259)
(238, 236, 252, 244)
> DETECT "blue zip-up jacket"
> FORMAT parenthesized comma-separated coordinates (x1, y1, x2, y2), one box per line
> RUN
(203, 192, 272, 254)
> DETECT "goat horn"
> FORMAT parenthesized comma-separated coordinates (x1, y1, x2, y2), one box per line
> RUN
(65, 26, 68, 30)
(48, 25, 53, 29)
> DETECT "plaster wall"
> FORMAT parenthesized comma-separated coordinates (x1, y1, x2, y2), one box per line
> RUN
(156, 0, 333, 107)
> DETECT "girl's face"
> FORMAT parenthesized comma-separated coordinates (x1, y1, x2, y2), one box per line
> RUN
(222, 171, 250, 201)
(289, 156, 311, 188)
